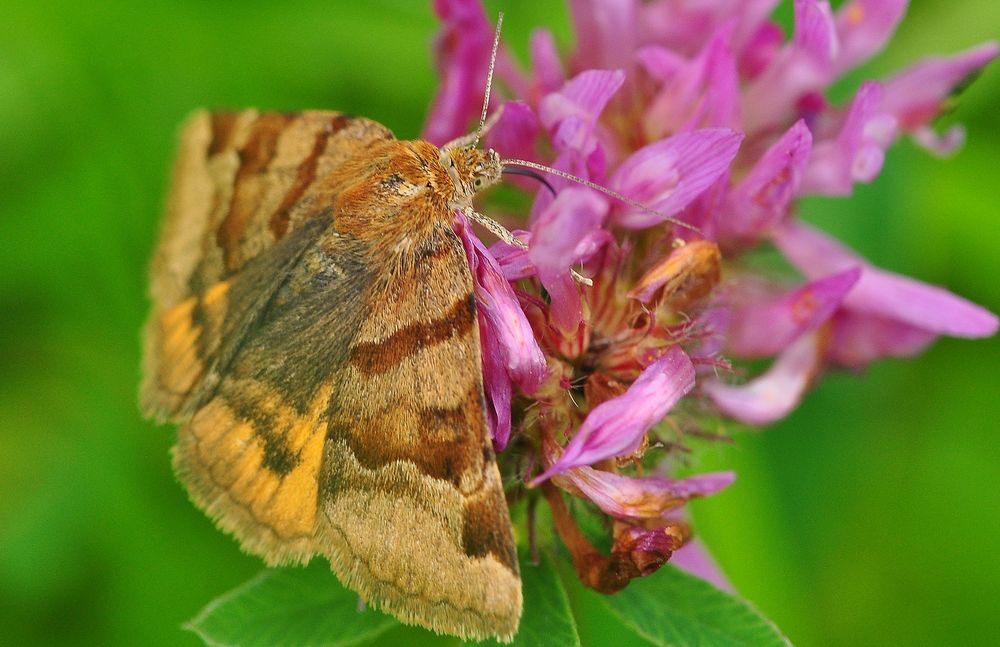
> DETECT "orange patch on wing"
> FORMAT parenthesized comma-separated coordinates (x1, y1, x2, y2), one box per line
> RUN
(203, 279, 231, 306)
(187, 385, 332, 539)
(158, 297, 204, 396)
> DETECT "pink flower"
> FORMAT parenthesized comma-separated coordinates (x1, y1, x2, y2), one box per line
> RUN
(638, 27, 741, 137)
(743, 0, 838, 134)
(723, 268, 861, 357)
(424, 0, 494, 145)
(535, 69, 624, 195)
(718, 119, 813, 241)
(773, 220, 998, 367)
(527, 188, 609, 335)
(610, 129, 744, 228)
(802, 81, 896, 195)
(556, 467, 735, 520)
(534, 346, 696, 482)
(483, 101, 539, 161)
(706, 330, 825, 425)
(455, 215, 546, 447)
(425, 0, 996, 595)
(831, 0, 908, 76)
(883, 42, 999, 154)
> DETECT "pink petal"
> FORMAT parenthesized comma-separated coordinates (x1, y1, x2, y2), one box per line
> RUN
(743, 0, 838, 133)
(456, 215, 547, 395)
(539, 69, 626, 133)
(489, 234, 535, 281)
(639, 0, 779, 57)
(739, 21, 784, 79)
(485, 101, 540, 161)
(528, 188, 609, 335)
(832, 0, 908, 76)
(671, 539, 734, 592)
(478, 314, 514, 448)
(848, 268, 999, 338)
(641, 27, 741, 137)
(530, 29, 565, 97)
(772, 219, 864, 277)
(773, 220, 999, 337)
(557, 467, 735, 519)
(882, 42, 999, 133)
(532, 70, 623, 205)
(568, 0, 638, 71)
(726, 268, 862, 357)
(534, 346, 696, 482)
(828, 310, 937, 368)
(423, 0, 494, 146)
(706, 331, 823, 425)
(696, 31, 742, 130)
(611, 129, 744, 229)
(802, 81, 895, 195)
(636, 45, 687, 83)
(720, 119, 813, 240)
(792, 0, 839, 70)
(911, 124, 966, 157)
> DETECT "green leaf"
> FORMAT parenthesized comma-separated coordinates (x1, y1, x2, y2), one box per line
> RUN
(186, 561, 397, 647)
(470, 551, 580, 647)
(559, 564, 656, 647)
(600, 566, 791, 647)
(511, 552, 580, 647)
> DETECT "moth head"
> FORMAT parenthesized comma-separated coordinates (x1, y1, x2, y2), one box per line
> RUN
(440, 146, 502, 204)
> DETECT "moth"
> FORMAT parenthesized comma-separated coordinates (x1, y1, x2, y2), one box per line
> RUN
(139, 96, 532, 641)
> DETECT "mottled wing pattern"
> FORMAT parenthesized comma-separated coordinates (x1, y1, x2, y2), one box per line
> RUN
(318, 225, 521, 640)
(142, 109, 393, 418)
(143, 112, 520, 641)
(171, 214, 373, 564)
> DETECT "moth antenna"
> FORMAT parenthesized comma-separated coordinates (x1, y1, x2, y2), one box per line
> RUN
(501, 157, 704, 235)
(473, 11, 504, 149)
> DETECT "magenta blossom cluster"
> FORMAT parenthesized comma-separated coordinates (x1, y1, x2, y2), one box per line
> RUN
(425, 0, 997, 591)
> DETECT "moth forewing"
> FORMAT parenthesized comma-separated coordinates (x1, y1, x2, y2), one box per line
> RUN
(143, 109, 522, 641)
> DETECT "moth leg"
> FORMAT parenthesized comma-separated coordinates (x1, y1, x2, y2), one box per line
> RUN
(462, 206, 592, 285)
(462, 206, 526, 249)
(570, 268, 593, 286)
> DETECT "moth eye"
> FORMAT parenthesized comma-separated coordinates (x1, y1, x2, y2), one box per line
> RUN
(474, 178, 484, 188)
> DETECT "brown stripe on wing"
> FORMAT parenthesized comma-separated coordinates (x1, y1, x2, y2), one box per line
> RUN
(224, 394, 302, 477)
(349, 293, 476, 375)
(323, 383, 520, 575)
(177, 380, 335, 561)
(268, 114, 354, 239)
(207, 112, 241, 156)
(217, 112, 295, 270)
(462, 488, 519, 573)
(326, 382, 490, 489)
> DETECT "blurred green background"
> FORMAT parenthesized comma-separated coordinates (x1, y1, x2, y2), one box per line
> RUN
(1, 1, 997, 645)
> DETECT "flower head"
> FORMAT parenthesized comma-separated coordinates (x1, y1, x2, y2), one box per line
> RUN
(426, 0, 996, 594)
